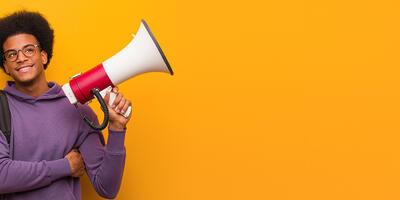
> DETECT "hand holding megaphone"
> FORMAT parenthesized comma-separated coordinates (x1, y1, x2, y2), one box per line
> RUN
(100, 86, 132, 118)
(62, 20, 173, 130)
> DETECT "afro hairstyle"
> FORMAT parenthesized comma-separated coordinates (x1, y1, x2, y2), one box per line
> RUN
(0, 10, 54, 70)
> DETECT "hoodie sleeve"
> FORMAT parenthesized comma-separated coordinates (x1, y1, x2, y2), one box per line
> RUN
(0, 131, 71, 194)
(78, 105, 126, 199)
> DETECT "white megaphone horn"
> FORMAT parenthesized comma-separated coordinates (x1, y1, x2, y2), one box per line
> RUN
(62, 19, 174, 130)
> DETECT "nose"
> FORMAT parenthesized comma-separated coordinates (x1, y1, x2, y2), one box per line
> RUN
(16, 50, 28, 63)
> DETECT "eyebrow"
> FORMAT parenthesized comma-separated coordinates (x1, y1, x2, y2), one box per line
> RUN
(3, 44, 37, 53)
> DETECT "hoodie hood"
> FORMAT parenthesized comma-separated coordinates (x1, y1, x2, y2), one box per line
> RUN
(4, 81, 66, 103)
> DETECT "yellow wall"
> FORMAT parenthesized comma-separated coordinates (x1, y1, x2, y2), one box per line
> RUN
(2, 0, 400, 199)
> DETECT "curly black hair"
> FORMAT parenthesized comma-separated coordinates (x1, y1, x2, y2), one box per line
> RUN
(0, 10, 54, 70)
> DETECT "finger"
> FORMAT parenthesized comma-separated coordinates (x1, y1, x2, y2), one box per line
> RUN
(79, 162, 86, 169)
(103, 91, 111, 106)
(78, 154, 84, 162)
(76, 169, 85, 177)
(112, 93, 123, 109)
(77, 164, 85, 174)
(112, 86, 119, 93)
(116, 98, 126, 113)
(120, 100, 131, 115)
(66, 150, 78, 158)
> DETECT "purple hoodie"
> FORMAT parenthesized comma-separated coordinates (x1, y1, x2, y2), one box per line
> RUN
(0, 81, 126, 200)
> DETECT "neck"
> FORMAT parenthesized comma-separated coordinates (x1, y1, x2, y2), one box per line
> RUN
(14, 77, 50, 98)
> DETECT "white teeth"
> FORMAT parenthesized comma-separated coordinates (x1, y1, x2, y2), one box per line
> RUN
(20, 68, 29, 72)
(18, 66, 31, 72)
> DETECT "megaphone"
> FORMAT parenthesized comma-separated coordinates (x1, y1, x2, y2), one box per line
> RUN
(62, 19, 174, 130)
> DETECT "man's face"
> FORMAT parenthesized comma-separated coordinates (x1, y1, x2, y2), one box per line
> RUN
(2, 33, 48, 84)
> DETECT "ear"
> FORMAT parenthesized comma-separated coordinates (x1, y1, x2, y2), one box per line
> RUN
(41, 50, 48, 65)
(2, 64, 10, 75)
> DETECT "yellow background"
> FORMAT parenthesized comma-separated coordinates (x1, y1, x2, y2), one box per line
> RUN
(1, 0, 400, 199)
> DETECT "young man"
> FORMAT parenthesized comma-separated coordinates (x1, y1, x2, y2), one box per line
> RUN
(0, 11, 131, 199)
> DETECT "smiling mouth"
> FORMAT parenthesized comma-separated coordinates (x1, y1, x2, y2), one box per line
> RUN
(16, 64, 34, 72)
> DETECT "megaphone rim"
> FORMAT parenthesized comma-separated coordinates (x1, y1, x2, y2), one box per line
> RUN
(141, 19, 174, 75)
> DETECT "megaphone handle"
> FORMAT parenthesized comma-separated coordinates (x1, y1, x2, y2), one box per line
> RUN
(108, 92, 131, 118)
(83, 88, 109, 130)
(100, 87, 131, 118)
(123, 106, 132, 118)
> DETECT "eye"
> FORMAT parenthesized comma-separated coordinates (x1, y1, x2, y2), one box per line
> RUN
(24, 47, 35, 55)
(6, 51, 17, 59)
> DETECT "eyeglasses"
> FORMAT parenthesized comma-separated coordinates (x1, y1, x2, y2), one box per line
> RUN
(3, 44, 41, 62)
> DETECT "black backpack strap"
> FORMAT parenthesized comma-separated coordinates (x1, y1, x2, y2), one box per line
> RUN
(0, 90, 11, 144)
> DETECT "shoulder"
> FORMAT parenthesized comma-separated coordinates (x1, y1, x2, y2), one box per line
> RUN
(75, 103, 98, 121)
